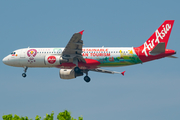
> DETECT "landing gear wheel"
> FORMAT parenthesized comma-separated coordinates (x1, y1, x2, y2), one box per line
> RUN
(22, 73, 26, 78)
(22, 66, 28, 78)
(84, 76, 91, 83)
(74, 67, 80, 73)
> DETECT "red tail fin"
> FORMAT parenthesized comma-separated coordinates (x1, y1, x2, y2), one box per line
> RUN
(134, 20, 175, 62)
(138, 20, 174, 56)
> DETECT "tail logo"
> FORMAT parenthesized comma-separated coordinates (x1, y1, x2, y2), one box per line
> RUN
(142, 24, 171, 56)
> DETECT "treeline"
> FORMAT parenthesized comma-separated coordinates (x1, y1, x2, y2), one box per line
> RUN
(2, 110, 83, 120)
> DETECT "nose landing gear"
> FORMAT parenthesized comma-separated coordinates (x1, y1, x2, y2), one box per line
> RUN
(22, 66, 28, 78)
(22, 73, 26, 77)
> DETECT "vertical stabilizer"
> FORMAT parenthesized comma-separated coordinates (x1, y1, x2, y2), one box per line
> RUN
(134, 20, 175, 62)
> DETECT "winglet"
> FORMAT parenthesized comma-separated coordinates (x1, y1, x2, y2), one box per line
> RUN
(121, 71, 125, 76)
(79, 30, 84, 35)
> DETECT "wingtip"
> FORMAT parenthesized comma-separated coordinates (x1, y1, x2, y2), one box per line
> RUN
(79, 30, 84, 35)
(121, 71, 126, 76)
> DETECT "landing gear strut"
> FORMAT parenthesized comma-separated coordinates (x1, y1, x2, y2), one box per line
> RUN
(22, 66, 28, 78)
(73, 58, 91, 82)
(74, 67, 91, 82)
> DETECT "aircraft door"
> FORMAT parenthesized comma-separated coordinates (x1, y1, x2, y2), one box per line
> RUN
(19, 49, 27, 66)
(20, 49, 26, 58)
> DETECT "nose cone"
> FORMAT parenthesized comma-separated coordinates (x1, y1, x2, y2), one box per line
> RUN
(3, 55, 20, 66)
(2, 56, 8, 65)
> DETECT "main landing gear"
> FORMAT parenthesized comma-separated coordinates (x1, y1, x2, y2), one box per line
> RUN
(84, 76, 90, 83)
(74, 66, 81, 73)
(83, 70, 90, 83)
(74, 67, 91, 83)
(22, 66, 28, 78)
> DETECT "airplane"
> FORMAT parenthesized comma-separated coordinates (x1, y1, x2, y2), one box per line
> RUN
(2, 20, 177, 82)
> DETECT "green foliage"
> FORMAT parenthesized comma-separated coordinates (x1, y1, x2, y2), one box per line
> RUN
(35, 115, 41, 120)
(57, 110, 71, 120)
(2, 114, 30, 120)
(44, 112, 54, 120)
(2, 110, 83, 120)
(78, 116, 83, 120)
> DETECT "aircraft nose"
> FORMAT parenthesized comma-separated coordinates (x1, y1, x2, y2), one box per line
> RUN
(2, 57, 9, 65)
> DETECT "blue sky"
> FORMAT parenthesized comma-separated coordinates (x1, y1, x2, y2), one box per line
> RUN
(0, 0, 180, 120)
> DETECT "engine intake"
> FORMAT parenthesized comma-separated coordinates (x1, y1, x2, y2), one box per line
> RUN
(59, 69, 83, 79)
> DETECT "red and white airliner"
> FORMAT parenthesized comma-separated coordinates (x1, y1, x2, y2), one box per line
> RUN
(2, 20, 177, 82)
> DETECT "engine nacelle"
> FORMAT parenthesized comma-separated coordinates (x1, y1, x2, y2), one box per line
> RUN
(59, 69, 83, 79)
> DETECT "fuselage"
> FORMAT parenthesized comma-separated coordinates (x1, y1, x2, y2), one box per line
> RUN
(2, 47, 142, 69)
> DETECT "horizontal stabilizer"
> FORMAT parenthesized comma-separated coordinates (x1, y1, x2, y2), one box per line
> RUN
(149, 42, 165, 55)
(166, 55, 178, 58)
(91, 68, 125, 76)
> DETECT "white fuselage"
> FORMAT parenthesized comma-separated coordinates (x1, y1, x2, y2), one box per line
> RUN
(3, 47, 136, 68)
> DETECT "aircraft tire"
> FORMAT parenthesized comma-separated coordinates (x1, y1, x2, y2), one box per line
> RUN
(74, 67, 80, 73)
(84, 76, 90, 82)
(22, 73, 26, 78)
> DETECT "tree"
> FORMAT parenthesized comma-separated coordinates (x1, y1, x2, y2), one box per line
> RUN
(2, 114, 30, 120)
(43, 112, 54, 120)
(57, 110, 83, 120)
(2, 110, 83, 120)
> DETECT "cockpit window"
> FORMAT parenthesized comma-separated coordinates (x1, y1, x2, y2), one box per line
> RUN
(11, 52, 16, 54)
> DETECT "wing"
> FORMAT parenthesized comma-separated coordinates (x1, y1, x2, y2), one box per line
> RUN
(62, 30, 85, 63)
(90, 68, 125, 76)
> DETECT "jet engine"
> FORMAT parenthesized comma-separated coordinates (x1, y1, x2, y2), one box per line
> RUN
(59, 69, 83, 79)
